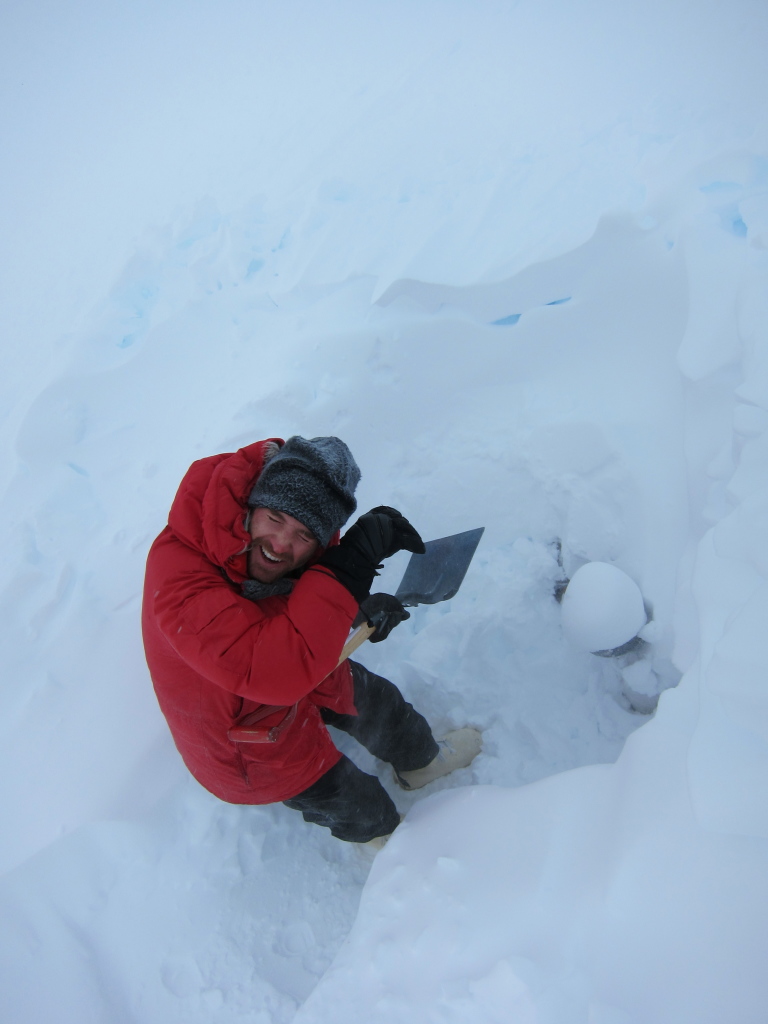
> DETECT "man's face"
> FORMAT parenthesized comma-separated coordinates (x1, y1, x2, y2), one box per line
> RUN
(247, 507, 320, 583)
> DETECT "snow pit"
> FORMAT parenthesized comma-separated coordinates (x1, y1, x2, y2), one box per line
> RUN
(2, 1, 768, 1023)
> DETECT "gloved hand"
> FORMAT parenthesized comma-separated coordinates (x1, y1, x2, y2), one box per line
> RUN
(353, 593, 411, 642)
(317, 506, 425, 604)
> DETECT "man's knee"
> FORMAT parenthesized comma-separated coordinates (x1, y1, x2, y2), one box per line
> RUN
(283, 754, 400, 843)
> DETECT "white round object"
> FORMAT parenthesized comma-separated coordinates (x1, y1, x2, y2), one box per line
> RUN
(561, 561, 646, 653)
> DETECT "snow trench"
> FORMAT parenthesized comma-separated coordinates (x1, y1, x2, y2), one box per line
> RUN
(1, 2, 768, 1019)
(1, 156, 766, 1022)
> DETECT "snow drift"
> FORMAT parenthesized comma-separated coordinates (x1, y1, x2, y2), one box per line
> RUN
(1, 1, 767, 1022)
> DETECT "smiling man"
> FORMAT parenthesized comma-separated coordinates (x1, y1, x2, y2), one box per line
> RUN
(247, 507, 319, 582)
(142, 435, 480, 845)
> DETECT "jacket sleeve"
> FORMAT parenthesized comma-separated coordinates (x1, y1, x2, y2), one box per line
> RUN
(147, 534, 359, 705)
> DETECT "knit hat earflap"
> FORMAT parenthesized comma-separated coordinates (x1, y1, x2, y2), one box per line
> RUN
(248, 436, 360, 546)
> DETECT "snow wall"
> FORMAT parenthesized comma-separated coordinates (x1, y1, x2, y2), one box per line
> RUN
(1, 2, 767, 1022)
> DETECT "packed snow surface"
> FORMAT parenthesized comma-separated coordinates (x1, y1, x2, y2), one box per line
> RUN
(560, 562, 647, 653)
(1, 1, 768, 1022)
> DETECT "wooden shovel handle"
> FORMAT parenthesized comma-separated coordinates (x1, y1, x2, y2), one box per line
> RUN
(337, 621, 376, 665)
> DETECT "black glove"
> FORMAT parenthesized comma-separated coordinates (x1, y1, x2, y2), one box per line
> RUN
(317, 506, 425, 604)
(353, 593, 410, 642)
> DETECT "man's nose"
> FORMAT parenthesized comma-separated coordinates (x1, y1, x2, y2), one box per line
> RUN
(270, 530, 291, 555)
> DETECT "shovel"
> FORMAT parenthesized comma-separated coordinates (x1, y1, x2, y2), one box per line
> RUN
(337, 526, 485, 663)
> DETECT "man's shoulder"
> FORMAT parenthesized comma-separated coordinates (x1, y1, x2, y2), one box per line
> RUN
(162, 439, 283, 574)
(177, 438, 284, 500)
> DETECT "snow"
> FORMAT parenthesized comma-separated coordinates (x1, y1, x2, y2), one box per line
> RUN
(1, 1, 767, 1021)
(560, 562, 647, 653)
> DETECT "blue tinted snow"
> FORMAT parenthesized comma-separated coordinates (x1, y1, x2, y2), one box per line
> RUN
(730, 216, 748, 237)
(491, 297, 570, 326)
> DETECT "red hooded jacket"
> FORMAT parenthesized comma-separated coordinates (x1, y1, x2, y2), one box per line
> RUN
(141, 439, 359, 804)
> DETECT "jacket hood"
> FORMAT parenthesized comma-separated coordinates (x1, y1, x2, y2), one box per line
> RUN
(168, 439, 282, 584)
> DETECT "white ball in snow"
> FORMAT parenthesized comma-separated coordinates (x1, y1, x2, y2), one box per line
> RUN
(561, 561, 646, 653)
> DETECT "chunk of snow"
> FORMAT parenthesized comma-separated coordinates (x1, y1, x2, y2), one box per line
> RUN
(561, 561, 647, 652)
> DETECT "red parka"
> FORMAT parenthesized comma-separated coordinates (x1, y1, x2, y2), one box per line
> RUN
(141, 439, 360, 804)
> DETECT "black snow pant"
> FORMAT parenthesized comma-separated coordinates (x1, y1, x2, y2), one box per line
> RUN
(283, 660, 439, 843)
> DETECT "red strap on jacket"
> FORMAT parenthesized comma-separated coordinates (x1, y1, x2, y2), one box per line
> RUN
(228, 703, 298, 744)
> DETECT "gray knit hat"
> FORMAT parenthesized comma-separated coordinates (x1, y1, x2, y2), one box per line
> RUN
(248, 436, 361, 546)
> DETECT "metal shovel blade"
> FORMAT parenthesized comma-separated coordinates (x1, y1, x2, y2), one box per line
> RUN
(395, 527, 485, 607)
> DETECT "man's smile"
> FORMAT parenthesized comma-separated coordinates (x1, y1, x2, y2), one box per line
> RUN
(246, 508, 320, 582)
(260, 546, 283, 564)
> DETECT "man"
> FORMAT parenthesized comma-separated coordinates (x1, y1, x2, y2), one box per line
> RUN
(142, 436, 480, 844)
